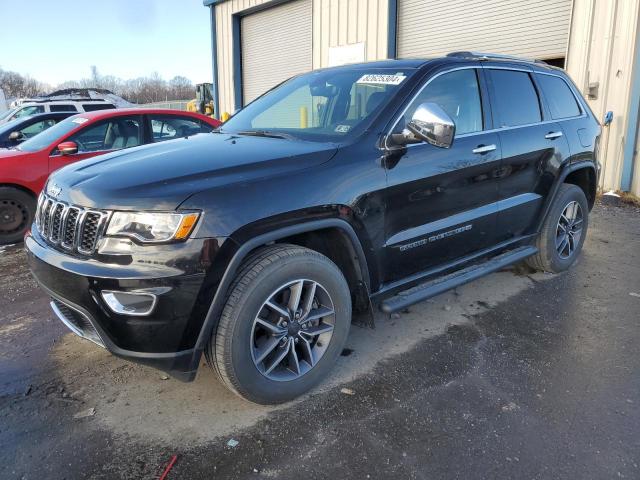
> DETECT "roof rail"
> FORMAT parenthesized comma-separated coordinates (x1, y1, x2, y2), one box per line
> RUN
(447, 51, 547, 65)
(26, 98, 108, 104)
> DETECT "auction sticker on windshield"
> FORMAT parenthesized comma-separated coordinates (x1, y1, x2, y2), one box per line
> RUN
(71, 118, 89, 124)
(356, 74, 406, 85)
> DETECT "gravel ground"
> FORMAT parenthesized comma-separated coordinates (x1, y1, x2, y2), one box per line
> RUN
(1, 200, 639, 479)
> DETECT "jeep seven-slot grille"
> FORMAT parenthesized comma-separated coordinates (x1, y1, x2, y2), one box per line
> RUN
(36, 193, 108, 255)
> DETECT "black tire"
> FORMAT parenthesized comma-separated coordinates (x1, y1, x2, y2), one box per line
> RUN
(0, 187, 36, 245)
(206, 244, 352, 404)
(527, 184, 589, 273)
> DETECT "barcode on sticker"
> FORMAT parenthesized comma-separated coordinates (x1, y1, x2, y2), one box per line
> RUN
(356, 74, 406, 85)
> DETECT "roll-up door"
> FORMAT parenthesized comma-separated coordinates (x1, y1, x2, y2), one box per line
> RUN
(397, 0, 572, 60)
(241, 0, 312, 105)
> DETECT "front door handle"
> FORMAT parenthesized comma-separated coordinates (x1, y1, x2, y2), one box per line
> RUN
(472, 144, 496, 154)
(545, 131, 563, 139)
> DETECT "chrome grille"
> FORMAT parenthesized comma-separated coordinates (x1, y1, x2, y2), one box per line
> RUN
(78, 212, 102, 254)
(62, 208, 80, 248)
(35, 193, 108, 255)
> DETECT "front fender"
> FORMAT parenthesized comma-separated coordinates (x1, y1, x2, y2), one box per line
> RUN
(183, 216, 373, 374)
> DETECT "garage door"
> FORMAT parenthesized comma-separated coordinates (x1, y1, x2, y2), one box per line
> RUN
(241, 0, 312, 105)
(397, 0, 572, 60)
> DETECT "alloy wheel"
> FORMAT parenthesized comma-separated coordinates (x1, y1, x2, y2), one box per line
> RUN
(250, 279, 335, 381)
(556, 201, 583, 259)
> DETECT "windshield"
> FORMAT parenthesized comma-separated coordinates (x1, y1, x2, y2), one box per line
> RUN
(0, 116, 29, 135)
(17, 116, 87, 152)
(0, 107, 19, 122)
(221, 68, 415, 142)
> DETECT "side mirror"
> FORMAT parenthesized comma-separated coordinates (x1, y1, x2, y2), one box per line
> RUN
(57, 141, 78, 156)
(8, 131, 24, 142)
(407, 102, 455, 148)
(390, 102, 455, 148)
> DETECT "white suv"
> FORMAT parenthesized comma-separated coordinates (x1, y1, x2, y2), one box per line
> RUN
(0, 100, 116, 124)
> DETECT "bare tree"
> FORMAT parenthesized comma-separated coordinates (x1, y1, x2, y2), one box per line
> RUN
(0, 65, 196, 103)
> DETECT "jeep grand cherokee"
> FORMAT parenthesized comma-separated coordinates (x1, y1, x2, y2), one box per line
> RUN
(26, 52, 600, 404)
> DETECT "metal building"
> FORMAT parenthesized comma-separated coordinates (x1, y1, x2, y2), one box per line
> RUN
(204, 0, 640, 196)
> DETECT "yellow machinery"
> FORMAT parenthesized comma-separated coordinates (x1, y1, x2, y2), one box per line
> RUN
(187, 83, 215, 117)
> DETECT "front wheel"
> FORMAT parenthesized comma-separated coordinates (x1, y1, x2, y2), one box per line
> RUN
(0, 187, 36, 245)
(527, 183, 589, 273)
(206, 244, 352, 404)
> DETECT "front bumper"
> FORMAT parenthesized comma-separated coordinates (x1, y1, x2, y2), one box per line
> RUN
(25, 229, 224, 381)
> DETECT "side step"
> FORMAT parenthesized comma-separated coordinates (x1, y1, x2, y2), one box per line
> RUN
(380, 246, 537, 314)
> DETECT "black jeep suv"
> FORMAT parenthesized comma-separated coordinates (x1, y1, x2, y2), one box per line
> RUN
(26, 53, 600, 404)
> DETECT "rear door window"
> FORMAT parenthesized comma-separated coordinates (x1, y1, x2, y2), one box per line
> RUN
(82, 103, 117, 112)
(537, 74, 581, 119)
(50, 104, 78, 112)
(488, 69, 541, 127)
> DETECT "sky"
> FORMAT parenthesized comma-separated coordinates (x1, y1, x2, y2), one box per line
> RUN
(0, 0, 213, 86)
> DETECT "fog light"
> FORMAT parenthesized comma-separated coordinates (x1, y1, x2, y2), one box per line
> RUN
(101, 290, 157, 316)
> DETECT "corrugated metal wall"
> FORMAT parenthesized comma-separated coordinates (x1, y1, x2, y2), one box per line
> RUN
(215, 0, 273, 115)
(397, 0, 572, 59)
(313, 0, 389, 68)
(241, 0, 312, 104)
(215, 0, 389, 115)
(566, 0, 640, 194)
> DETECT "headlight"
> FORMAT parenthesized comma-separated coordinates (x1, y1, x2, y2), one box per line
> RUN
(105, 211, 200, 243)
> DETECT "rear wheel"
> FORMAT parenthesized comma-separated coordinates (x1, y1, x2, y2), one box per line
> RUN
(0, 187, 35, 245)
(527, 184, 589, 273)
(206, 244, 351, 404)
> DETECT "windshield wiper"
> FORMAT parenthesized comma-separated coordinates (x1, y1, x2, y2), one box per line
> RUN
(236, 130, 294, 140)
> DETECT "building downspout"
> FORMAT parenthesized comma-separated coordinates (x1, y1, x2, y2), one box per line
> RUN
(620, 6, 640, 191)
(209, 5, 221, 120)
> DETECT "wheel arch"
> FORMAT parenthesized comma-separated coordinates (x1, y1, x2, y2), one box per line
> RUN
(535, 162, 597, 233)
(563, 165, 597, 210)
(0, 182, 38, 199)
(188, 218, 373, 372)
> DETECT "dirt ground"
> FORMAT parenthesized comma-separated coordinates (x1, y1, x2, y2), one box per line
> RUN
(1, 200, 639, 479)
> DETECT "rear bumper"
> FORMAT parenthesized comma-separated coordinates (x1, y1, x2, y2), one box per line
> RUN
(25, 230, 223, 381)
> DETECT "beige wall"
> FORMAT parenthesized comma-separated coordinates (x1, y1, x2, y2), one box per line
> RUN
(313, 0, 389, 68)
(215, 0, 272, 116)
(566, 0, 640, 194)
(214, 0, 390, 115)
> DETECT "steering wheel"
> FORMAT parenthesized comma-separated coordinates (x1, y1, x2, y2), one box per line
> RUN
(74, 139, 87, 152)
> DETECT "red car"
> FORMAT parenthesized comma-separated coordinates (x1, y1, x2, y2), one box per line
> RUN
(0, 108, 220, 244)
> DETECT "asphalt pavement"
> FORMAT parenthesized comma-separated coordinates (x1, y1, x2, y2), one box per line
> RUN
(1, 199, 639, 480)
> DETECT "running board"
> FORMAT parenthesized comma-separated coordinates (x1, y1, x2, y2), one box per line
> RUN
(380, 246, 537, 314)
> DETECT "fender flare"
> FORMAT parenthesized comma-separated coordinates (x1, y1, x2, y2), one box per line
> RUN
(187, 218, 371, 371)
(535, 161, 597, 233)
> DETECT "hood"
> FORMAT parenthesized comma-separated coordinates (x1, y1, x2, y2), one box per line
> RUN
(50, 133, 338, 210)
(0, 148, 28, 158)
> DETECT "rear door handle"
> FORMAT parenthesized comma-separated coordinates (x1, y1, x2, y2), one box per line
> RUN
(545, 131, 563, 139)
(472, 144, 497, 154)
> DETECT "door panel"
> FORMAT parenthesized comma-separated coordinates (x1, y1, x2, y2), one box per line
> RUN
(484, 68, 571, 240)
(381, 67, 502, 283)
(495, 123, 569, 239)
(383, 132, 502, 283)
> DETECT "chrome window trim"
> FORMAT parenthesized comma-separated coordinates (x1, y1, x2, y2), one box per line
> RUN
(384, 66, 587, 150)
